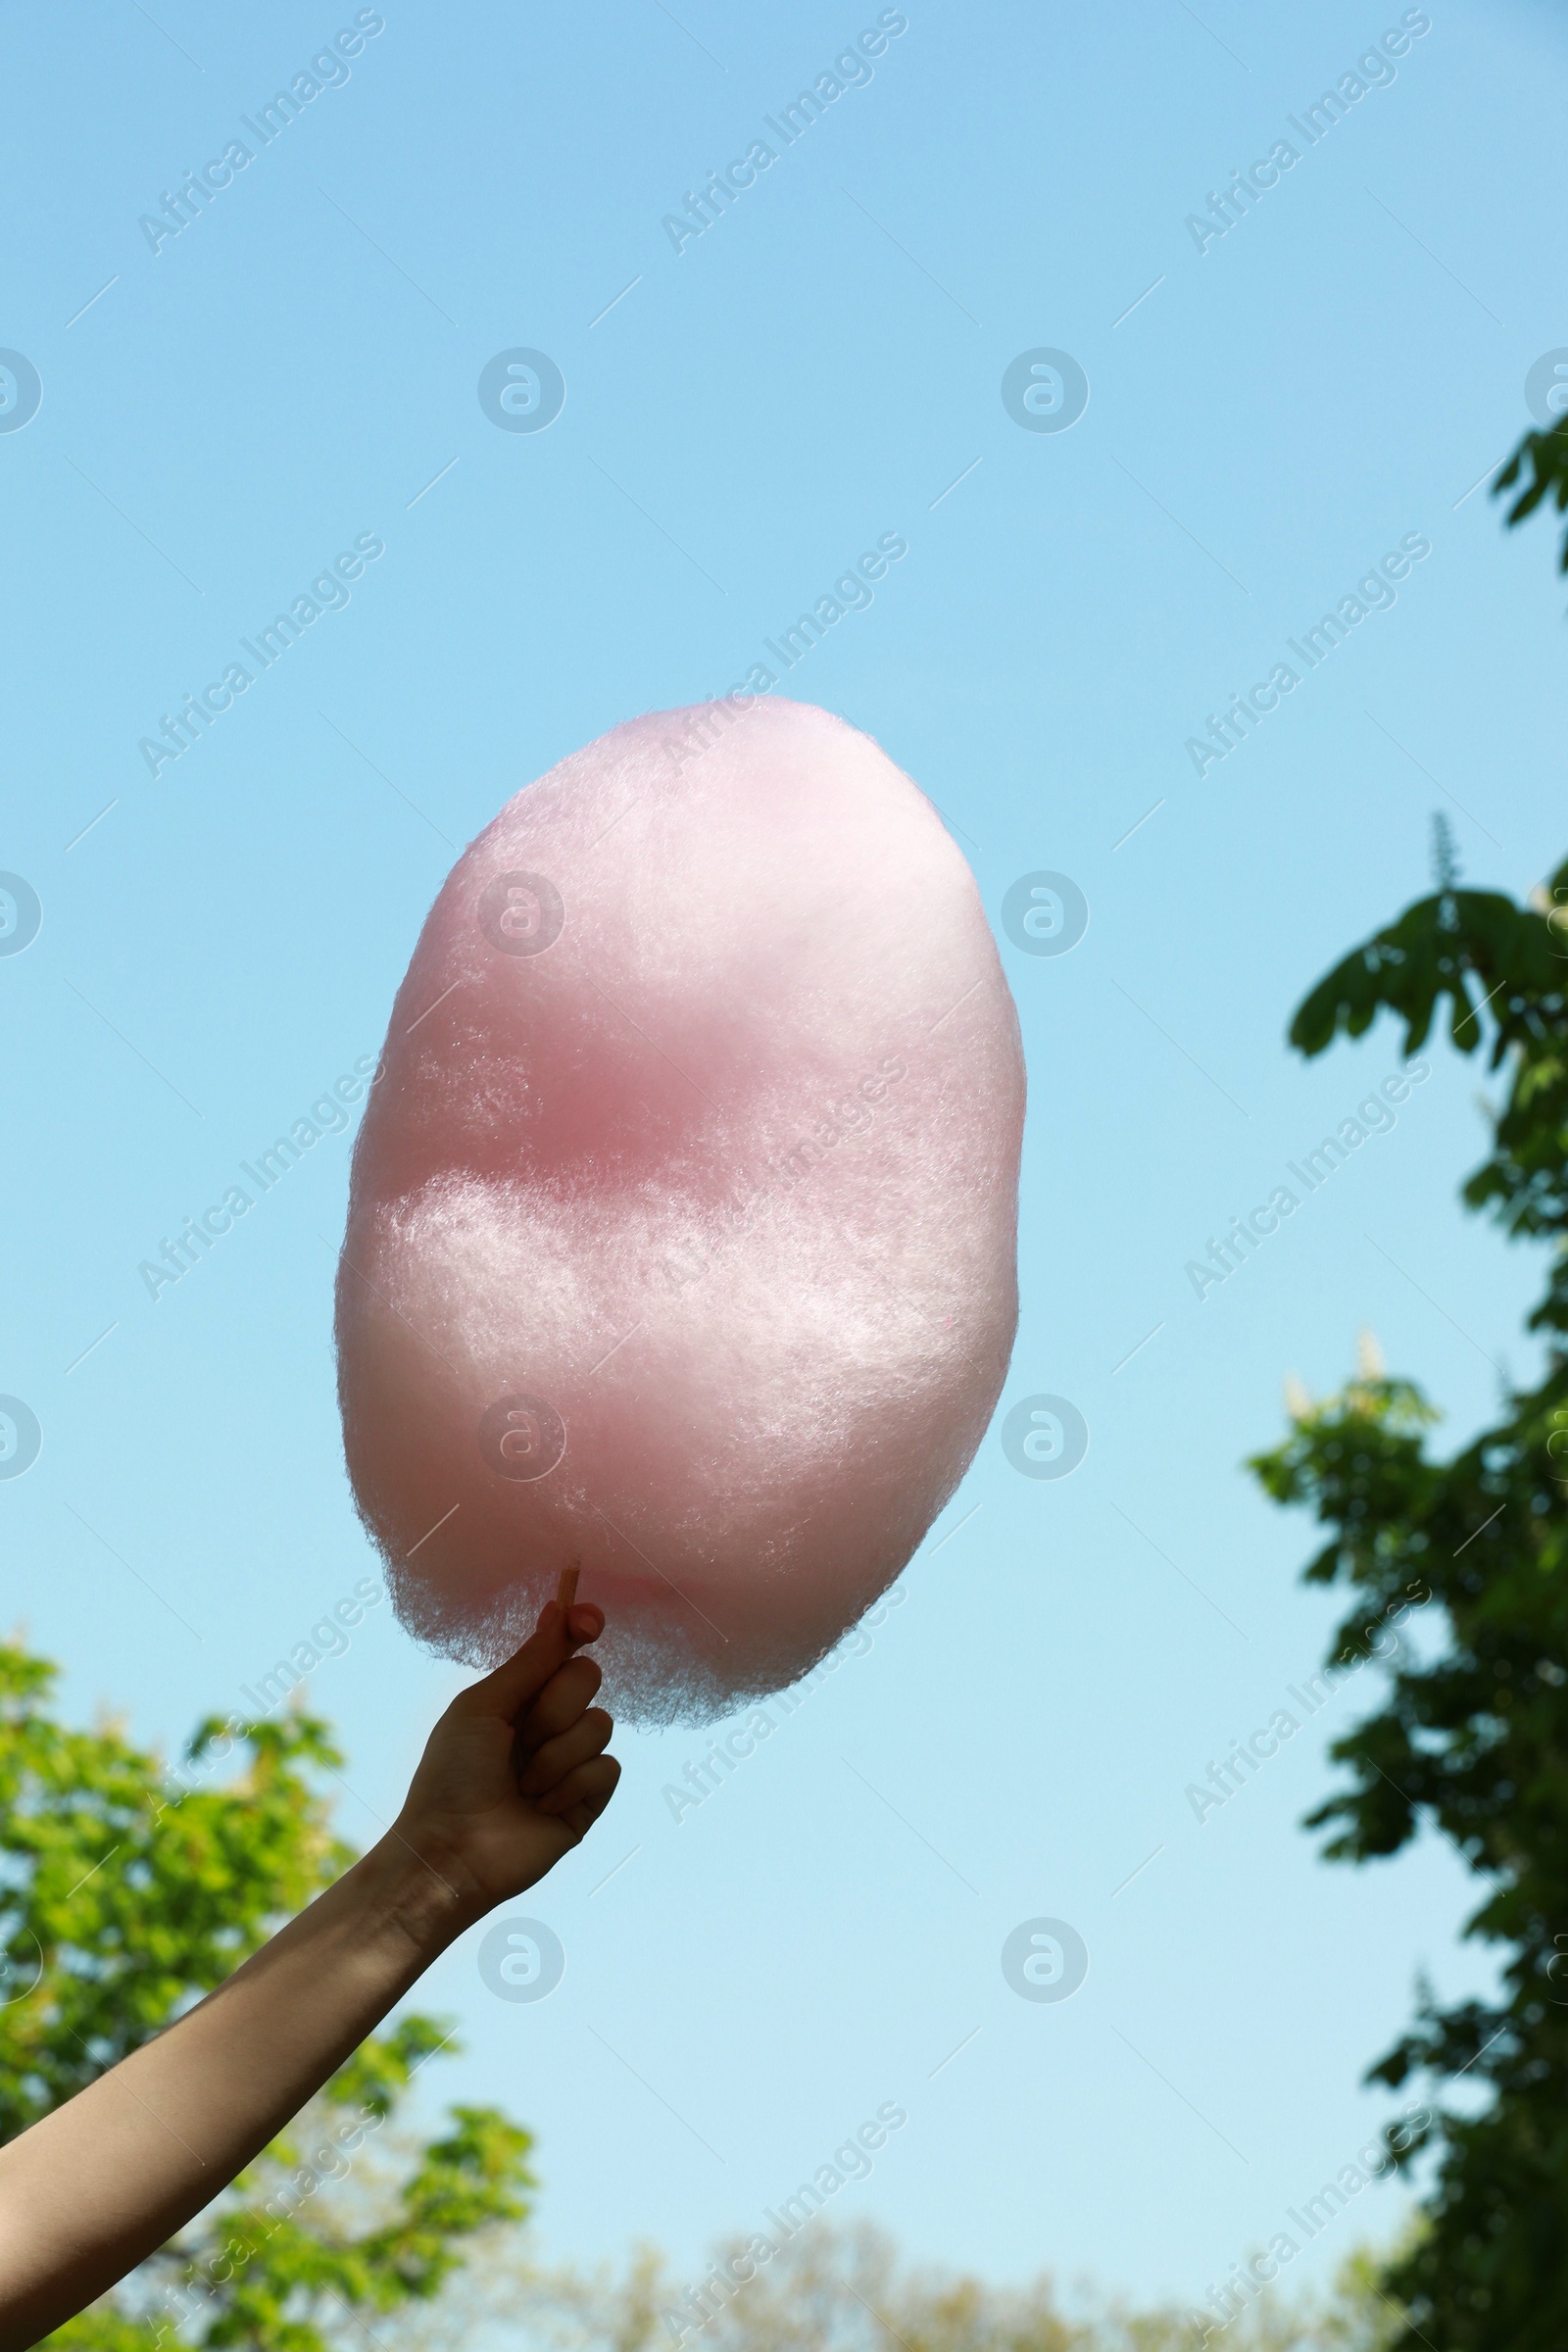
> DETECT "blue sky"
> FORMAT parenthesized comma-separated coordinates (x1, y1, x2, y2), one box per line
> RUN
(3, 0, 1566, 2316)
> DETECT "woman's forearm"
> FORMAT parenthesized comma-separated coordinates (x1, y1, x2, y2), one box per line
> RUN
(0, 1599, 618, 2351)
(0, 1824, 472, 2350)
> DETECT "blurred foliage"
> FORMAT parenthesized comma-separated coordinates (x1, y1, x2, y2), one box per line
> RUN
(1494, 416, 1568, 574)
(0, 1642, 533, 2352)
(1250, 566, 1568, 2337)
(370, 2219, 1406, 2352)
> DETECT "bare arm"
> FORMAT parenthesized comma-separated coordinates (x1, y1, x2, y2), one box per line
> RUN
(0, 1598, 617, 2350)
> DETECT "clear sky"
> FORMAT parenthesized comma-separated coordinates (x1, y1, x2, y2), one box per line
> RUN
(3, 0, 1566, 2319)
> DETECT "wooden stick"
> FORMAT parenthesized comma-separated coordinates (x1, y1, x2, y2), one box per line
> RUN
(556, 1559, 580, 1613)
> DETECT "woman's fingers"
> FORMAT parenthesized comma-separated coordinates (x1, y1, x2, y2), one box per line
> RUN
(453, 1600, 604, 1725)
(564, 1601, 602, 1645)
(514, 1655, 604, 1757)
(516, 1706, 612, 1797)
(533, 1755, 621, 1827)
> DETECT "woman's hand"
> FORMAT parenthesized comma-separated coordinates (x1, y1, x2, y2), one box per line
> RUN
(0, 1595, 619, 2347)
(393, 1599, 620, 1923)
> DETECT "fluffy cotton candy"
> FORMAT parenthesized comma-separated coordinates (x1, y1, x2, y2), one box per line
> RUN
(335, 698, 1024, 1724)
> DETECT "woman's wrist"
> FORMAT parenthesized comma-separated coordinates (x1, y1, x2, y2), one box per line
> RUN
(364, 1814, 495, 1959)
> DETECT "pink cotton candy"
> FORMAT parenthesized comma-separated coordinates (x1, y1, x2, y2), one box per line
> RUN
(335, 699, 1024, 1724)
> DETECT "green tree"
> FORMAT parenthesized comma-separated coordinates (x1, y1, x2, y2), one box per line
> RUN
(1494, 415, 1568, 581)
(1247, 428, 1568, 2351)
(0, 1640, 533, 2351)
